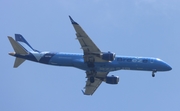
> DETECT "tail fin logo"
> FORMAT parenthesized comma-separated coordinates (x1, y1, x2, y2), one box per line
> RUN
(15, 34, 39, 52)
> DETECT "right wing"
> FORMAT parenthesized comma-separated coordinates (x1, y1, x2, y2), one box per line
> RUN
(82, 72, 109, 95)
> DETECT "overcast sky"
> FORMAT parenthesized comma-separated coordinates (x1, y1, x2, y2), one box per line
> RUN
(1, 0, 180, 111)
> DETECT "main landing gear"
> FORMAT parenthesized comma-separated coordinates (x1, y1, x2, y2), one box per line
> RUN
(87, 70, 96, 83)
(90, 76, 95, 83)
(86, 57, 96, 83)
(87, 57, 95, 67)
(89, 70, 96, 83)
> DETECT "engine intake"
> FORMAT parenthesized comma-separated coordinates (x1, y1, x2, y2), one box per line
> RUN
(100, 52, 116, 61)
(105, 75, 119, 84)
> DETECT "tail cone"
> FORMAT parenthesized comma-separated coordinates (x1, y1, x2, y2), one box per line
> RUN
(9, 52, 15, 56)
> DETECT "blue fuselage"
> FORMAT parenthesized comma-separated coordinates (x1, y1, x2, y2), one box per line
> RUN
(14, 51, 172, 72)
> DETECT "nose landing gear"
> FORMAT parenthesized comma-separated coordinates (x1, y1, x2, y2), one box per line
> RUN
(152, 70, 157, 77)
(152, 72, 155, 77)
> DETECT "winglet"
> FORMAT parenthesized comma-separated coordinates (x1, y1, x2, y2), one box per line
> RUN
(81, 90, 86, 95)
(69, 16, 79, 25)
(81, 90, 91, 96)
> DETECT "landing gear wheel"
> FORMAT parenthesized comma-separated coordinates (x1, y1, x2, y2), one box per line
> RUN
(152, 70, 156, 77)
(90, 76, 95, 83)
(152, 73, 155, 77)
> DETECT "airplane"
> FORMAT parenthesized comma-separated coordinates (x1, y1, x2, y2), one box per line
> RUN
(8, 16, 172, 95)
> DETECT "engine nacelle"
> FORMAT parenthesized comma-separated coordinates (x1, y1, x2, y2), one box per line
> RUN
(105, 75, 119, 84)
(101, 52, 116, 61)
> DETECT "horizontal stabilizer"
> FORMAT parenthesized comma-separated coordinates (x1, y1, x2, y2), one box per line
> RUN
(14, 58, 25, 68)
(8, 36, 28, 54)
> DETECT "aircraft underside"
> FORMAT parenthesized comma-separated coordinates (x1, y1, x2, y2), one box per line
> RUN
(8, 16, 172, 95)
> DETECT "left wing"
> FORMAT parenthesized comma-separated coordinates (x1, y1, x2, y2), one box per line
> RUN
(82, 72, 109, 95)
(69, 16, 107, 62)
(69, 16, 101, 53)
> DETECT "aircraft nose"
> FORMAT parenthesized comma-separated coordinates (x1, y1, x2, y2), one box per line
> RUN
(161, 61, 172, 71)
(165, 64, 172, 71)
(156, 58, 172, 71)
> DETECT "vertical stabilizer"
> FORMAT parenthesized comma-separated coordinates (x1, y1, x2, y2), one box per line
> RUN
(15, 34, 39, 52)
(14, 58, 25, 68)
